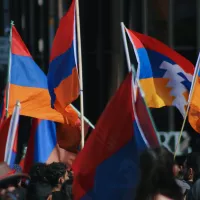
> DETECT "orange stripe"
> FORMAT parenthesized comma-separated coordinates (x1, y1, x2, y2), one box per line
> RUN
(9, 84, 78, 125)
(139, 77, 174, 108)
(54, 67, 79, 109)
(189, 77, 200, 133)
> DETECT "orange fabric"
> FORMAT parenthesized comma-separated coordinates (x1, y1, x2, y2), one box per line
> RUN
(8, 84, 78, 125)
(139, 77, 175, 108)
(189, 77, 200, 132)
(54, 68, 79, 110)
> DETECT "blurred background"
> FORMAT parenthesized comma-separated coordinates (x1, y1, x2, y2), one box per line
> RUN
(0, 0, 199, 157)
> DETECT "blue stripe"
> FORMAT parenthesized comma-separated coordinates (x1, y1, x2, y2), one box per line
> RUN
(137, 49, 175, 79)
(34, 120, 57, 162)
(11, 54, 47, 89)
(82, 121, 147, 200)
(48, 42, 76, 107)
(9, 152, 17, 168)
(48, 42, 76, 88)
(138, 49, 192, 91)
(178, 72, 191, 91)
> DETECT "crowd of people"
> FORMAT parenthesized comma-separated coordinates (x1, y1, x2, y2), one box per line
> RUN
(0, 162, 73, 200)
(0, 147, 200, 200)
(135, 147, 200, 200)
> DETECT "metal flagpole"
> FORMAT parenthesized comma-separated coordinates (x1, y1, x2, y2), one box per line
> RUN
(75, 0, 85, 149)
(120, 22, 132, 73)
(120, 22, 159, 139)
(4, 101, 21, 165)
(5, 21, 14, 118)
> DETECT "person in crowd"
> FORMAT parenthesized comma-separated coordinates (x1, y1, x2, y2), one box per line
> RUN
(183, 152, 200, 200)
(45, 162, 70, 200)
(173, 161, 190, 197)
(26, 163, 52, 200)
(135, 147, 183, 200)
(61, 176, 73, 200)
(184, 152, 200, 186)
(0, 162, 29, 200)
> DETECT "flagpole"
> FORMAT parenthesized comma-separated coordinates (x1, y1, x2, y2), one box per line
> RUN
(174, 53, 200, 159)
(4, 101, 21, 166)
(75, 0, 85, 149)
(70, 104, 95, 129)
(120, 22, 132, 73)
(5, 21, 14, 118)
(120, 21, 159, 139)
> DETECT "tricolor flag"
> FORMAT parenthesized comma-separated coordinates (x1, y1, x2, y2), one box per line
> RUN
(188, 54, 200, 133)
(0, 89, 6, 128)
(125, 27, 194, 117)
(9, 26, 78, 125)
(48, 0, 79, 112)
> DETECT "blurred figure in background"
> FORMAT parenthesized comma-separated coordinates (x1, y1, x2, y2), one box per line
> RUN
(183, 152, 200, 200)
(26, 163, 52, 200)
(135, 147, 183, 200)
(0, 162, 29, 200)
(173, 161, 190, 197)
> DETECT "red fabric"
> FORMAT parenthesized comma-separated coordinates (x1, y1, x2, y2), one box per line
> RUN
(0, 89, 7, 129)
(126, 28, 194, 74)
(57, 118, 89, 153)
(72, 73, 134, 199)
(0, 117, 11, 162)
(12, 26, 31, 57)
(134, 86, 159, 147)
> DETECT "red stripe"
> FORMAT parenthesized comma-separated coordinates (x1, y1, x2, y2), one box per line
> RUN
(12, 26, 31, 57)
(127, 29, 194, 74)
(50, 0, 75, 62)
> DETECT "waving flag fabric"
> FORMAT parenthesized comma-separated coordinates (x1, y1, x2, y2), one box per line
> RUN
(0, 89, 6, 128)
(48, 0, 79, 112)
(188, 62, 200, 133)
(57, 117, 90, 153)
(72, 73, 158, 200)
(134, 83, 159, 147)
(23, 119, 57, 173)
(9, 26, 78, 124)
(0, 117, 18, 168)
(23, 119, 77, 173)
(125, 27, 194, 117)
